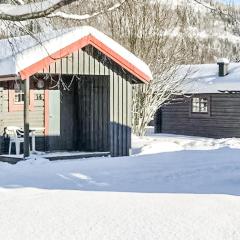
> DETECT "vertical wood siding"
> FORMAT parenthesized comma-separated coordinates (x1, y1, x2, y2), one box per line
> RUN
(158, 94, 240, 138)
(41, 45, 134, 156)
(77, 76, 110, 152)
(0, 45, 140, 156)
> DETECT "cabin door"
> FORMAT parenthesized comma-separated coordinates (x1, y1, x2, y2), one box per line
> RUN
(48, 85, 76, 151)
(76, 76, 110, 152)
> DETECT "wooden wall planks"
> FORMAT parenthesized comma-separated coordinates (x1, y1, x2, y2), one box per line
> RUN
(157, 94, 240, 138)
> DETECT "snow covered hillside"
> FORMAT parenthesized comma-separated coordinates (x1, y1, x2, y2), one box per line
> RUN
(1, 134, 240, 239)
(159, 0, 240, 63)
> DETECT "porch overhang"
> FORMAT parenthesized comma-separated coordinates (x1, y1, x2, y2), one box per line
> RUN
(0, 74, 20, 81)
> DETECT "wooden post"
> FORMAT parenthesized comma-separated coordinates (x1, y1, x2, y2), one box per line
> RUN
(24, 77, 30, 158)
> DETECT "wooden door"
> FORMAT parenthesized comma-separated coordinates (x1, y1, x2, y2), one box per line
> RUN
(77, 76, 110, 152)
(48, 86, 78, 151)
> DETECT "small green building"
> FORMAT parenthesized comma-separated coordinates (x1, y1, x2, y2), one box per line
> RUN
(0, 26, 152, 159)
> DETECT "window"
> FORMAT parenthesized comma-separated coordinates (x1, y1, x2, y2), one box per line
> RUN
(191, 97, 209, 113)
(14, 81, 24, 104)
(8, 81, 35, 112)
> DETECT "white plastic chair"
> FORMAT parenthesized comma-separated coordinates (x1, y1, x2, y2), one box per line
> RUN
(6, 126, 24, 155)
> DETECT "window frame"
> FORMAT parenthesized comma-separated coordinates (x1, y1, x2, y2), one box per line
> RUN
(8, 81, 35, 112)
(13, 81, 25, 104)
(189, 95, 211, 117)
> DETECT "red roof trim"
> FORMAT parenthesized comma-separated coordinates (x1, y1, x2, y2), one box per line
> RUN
(19, 35, 151, 83)
(20, 35, 90, 79)
(88, 36, 150, 83)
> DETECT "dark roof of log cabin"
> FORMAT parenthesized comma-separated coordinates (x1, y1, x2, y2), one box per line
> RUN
(0, 26, 152, 83)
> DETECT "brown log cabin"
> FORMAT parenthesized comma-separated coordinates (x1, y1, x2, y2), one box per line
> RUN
(155, 59, 240, 138)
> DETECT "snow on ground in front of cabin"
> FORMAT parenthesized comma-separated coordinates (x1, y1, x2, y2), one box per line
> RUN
(132, 133, 240, 155)
(1, 134, 240, 239)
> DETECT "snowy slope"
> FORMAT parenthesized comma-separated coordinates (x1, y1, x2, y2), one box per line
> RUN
(1, 134, 240, 239)
(160, 0, 240, 63)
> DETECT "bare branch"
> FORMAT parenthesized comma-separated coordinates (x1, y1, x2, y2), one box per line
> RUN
(12, 0, 25, 5)
(48, 0, 127, 21)
(192, 0, 216, 12)
(0, 0, 78, 21)
(192, 0, 240, 24)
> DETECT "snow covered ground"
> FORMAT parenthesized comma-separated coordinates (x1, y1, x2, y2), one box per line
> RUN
(1, 133, 240, 239)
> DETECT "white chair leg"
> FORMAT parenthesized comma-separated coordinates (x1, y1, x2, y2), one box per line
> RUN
(9, 141, 12, 155)
(32, 135, 36, 153)
(15, 141, 20, 155)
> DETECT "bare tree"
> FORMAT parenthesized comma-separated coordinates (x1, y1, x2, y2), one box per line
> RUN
(99, 0, 193, 136)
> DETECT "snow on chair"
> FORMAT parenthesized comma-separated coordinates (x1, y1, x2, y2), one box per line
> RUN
(6, 126, 25, 155)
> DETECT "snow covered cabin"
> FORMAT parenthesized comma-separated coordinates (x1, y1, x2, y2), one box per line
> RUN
(155, 59, 240, 138)
(0, 26, 152, 159)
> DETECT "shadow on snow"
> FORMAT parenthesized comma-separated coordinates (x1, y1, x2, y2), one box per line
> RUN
(0, 147, 240, 196)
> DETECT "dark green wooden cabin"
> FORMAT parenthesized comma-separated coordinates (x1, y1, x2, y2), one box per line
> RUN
(0, 26, 152, 158)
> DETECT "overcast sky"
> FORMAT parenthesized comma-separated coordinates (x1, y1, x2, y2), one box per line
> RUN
(219, 0, 240, 4)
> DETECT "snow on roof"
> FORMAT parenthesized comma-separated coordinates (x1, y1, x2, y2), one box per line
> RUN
(0, 26, 152, 82)
(177, 63, 240, 94)
(217, 58, 230, 64)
